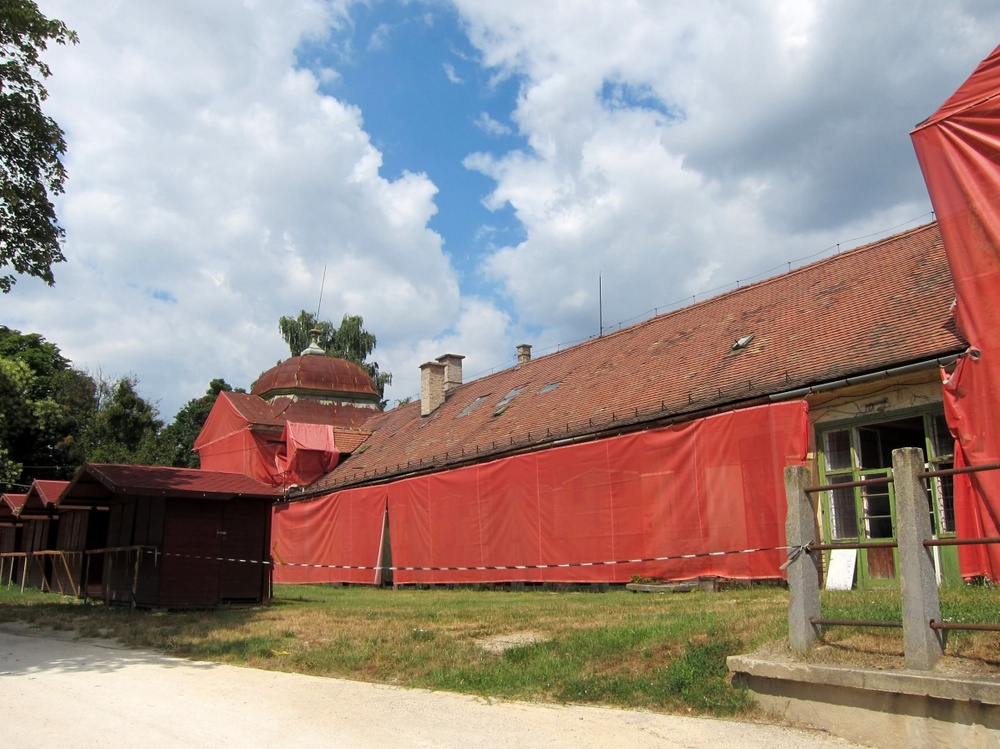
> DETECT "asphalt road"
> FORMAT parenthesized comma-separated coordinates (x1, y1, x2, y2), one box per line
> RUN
(0, 625, 864, 748)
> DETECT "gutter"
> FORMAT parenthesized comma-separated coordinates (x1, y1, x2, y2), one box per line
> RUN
(768, 353, 962, 403)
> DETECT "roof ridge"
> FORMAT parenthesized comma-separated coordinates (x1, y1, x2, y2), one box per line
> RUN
(478, 221, 941, 376)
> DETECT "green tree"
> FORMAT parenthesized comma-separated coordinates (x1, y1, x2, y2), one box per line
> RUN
(278, 310, 392, 406)
(74, 375, 164, 465)
(0, 1, 78, 292)
(158, 377, 238, 468)
(0, 326, 87, 488)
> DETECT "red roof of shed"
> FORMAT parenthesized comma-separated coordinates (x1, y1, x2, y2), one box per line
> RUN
(61, 463, 283, 506)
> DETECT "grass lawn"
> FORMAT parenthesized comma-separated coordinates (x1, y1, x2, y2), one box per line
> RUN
(1, 583, 998, 717)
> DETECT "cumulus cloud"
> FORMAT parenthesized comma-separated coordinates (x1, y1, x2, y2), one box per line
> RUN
(453, 0, 1000, 340)
(473, 112, 512, 137)
(6, 0, 465, 415)
(5, 0, 1000, 421)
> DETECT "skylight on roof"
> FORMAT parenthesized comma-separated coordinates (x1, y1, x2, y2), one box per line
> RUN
(493, 387, 524, 417)
(731, 333, 755, 351)
(459, 395, 489, 417)
(539, 382, 561, 394)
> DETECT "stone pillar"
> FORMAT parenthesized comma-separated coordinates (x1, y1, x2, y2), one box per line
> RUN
(892, 447, 945, 670)
(419, 361, 446, 416)
(785, 465, 822, 652)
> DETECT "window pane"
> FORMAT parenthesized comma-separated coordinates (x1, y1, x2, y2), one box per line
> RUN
(828, 475, 858, 540)
(862, 483, 893, 539)
(857, 428, 885, 469)
(929, 413, 954, 459)
(824, 430, 852, 471)
(934, 468, 956, 534)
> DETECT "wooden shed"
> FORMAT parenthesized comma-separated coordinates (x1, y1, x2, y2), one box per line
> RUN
(60, 464, 282, 608)
(0, 493, 25, 587)
(13, 481, 68, 592)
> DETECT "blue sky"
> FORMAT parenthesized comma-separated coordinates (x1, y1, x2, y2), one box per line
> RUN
(308, 2, 526, 300)
(4, 1, 1000, 419)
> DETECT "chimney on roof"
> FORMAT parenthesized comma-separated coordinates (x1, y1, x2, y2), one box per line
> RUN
(419, 360, 447, 416)
(436, 353, 464, 392)
(516, 343, 532, 365)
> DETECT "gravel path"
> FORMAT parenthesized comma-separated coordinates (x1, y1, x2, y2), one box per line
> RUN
(0, 625, 865, 748)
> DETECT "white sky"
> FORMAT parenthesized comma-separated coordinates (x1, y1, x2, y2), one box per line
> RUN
(3, 1, 998, 419)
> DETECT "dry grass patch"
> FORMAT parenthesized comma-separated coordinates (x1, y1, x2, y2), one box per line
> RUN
(3, 581, 997, 715)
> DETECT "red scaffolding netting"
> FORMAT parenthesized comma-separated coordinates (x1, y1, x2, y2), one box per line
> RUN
(272, 485, 388, 585)
(195, 394, 282, 486)
(271, 400, 808, 585)
(912, 43, 1000, 580)
(275, 422, 341, 487)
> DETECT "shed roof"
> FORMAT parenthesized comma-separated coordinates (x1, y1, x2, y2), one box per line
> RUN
(0, 493, 26, 513)
(17, 480, 70, 516)
(61, 463, 284, 507)
(306, 222, 963, 494)
(0, 493, 25, 523)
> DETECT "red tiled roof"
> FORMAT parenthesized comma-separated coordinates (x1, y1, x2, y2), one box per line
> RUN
(0, 493, 26, 515)
(308, 222, 963, 494)
(225, 392, 376, 431)
(32, 480, 69, 506)
(61, 464, 283, 506)
(18, 480, 70, 514)
(252, 354, 379, 401)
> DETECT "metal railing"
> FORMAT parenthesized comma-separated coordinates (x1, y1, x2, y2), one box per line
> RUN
(785, 447, 1000, 670)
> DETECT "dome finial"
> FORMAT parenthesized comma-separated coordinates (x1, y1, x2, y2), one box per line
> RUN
(301, 327, 326, 356)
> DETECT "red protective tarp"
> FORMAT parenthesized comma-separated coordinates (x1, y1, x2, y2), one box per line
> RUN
(275, 422, 340, 487)
(912, 44, 1000, 580)
(387, 400, 807, 584)
(274, 401, 807, 586)
(272, 485, 388, 584)
(195, 395, 281, 486)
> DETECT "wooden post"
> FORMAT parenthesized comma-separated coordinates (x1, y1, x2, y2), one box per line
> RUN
(59, 552, 78, 597)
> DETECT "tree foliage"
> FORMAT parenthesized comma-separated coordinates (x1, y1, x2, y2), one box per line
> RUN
(72, 375, 164, 465)
(0, 0, 77, 292)
(0, 327, 258, 490)
(0, 326, 82, 488)
(278, 310, 392, 406)
(0, 326, 173, 490)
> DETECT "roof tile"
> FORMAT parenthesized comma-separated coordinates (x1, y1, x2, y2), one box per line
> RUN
(308, 223, 963, 494)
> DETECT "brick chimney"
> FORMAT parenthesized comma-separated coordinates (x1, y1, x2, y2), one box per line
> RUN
(436, 353, 464, 392)
(419, 361, 446, 416)
(516, 343, 532, 365)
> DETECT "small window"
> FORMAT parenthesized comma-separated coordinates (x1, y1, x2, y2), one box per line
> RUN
(823, 429, 852, 472)
(929, 413, 954, 459)
(493, 387, 524, 416)
(459, 395, 489, 418)
(731, 333, 754, 350)
(539, 382, 560, 394)
(828, 475, 859, 540)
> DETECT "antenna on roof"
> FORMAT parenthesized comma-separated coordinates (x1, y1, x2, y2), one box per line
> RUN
(599, 274, 604, 337)
(315, 265, 327, 320)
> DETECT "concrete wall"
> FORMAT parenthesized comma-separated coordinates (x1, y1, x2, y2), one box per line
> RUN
(729, 655, 1000, 749)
